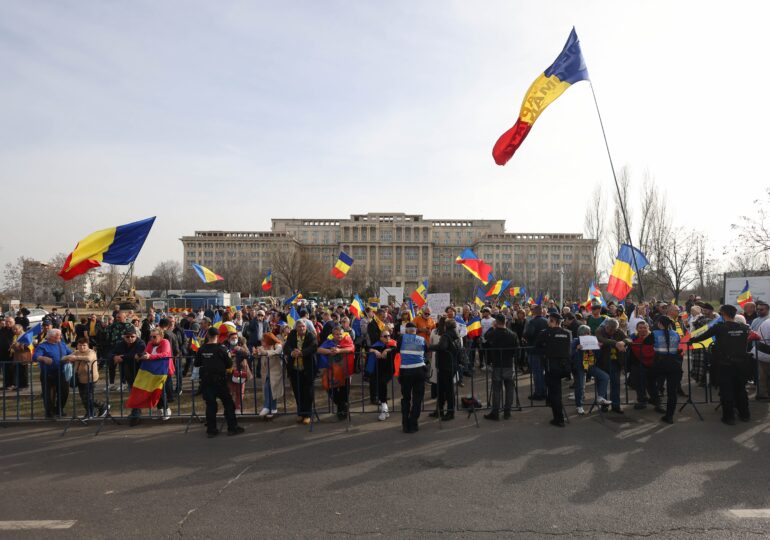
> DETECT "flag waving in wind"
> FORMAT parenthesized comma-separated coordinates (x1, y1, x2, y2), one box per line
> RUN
(58, 217, 156, 280)
(331, 252, 354, 279)
(455, 248, 494, 285)
(261, 270, 272, 291)
(493, 28, 589, 166)
(410, 280, 428, 308)
(606, 244, 650, 301)
(737, 281, 753, 308)
(192, 263, 224, 283)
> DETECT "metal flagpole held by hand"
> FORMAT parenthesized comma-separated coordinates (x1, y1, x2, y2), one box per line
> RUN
(589, 81, 645, 300)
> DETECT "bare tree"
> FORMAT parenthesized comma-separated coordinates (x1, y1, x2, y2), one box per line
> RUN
(272, 248, 325, 293)
(2, 256, 32, 296)
(583, 182, 606, 281)
(649, 226, 699, 303)
(731, 187, 770, 262)
(151, 260, 182, 295)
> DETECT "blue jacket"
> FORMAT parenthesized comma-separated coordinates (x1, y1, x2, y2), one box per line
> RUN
(33, 341, 73, 376)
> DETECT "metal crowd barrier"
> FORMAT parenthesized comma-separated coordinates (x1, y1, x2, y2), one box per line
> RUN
(0, 344, 764, 434)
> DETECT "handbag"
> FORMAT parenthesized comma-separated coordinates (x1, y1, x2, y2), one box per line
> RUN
(60, 343, 75, 386)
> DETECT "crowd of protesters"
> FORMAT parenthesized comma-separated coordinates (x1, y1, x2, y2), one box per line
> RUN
(0, 293, 768, 434)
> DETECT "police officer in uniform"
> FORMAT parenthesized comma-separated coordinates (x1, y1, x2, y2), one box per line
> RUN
(194, 327, 244, 438)
(690, 304, 751, 425)
(535, 313, 571, 427)
(649, 316, 682, 424)
(397, 322, 427, 434)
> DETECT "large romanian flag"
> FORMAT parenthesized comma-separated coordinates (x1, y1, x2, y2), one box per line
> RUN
(192, 263, 224, 283)
(737, 280, 753, 308)
(331, 252, 354, 279)
(410, 280, 428, 308)
(456, 248, 493, 284)
(125, 359, 168, 409)
(606, 244, 650, 301)
(58, 217, 156, 280)
(493, 28, 589, 166)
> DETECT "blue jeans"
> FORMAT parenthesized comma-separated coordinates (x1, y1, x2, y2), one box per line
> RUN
(574, 365, 609, 407)
(528, 352, 545, 396)
(263, 375, 277, 410)
(609, 361, 623, 408)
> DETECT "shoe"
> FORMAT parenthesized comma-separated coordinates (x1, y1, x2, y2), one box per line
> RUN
(458, 381, 464, 387)
(660, 415, 674, 425)
(162, 408, 172, 421)
(550, 418, 565, 427)
(302, 417, 311, 425)
(441, 412, 454, 421)
(270, 409, 278, 415)
(739, 415, 751, 422)
(503, 410, 511, 420)
(227, 426, 245, 436)
(428, 411, 441, 418)
(120, 383, 129, 391)
(721, 417, 736, 426)
(378, 410, 388, 421)
(611, 407, 624, 415)
(403, 426, 416, 434)
(483, 412, 499, 421)
(597, 397, 611, 405)
(108, 383, 118, 391)
(296, 416, 304, 423)
(258, 408, 270, 417)
(480, 365, 487, 371)
(336, 410, 347, 421)
(129, 416, 140, 426)
(207, 430, 219, 438)
(633, 403, 647, 410)
(99, 405, 110, 418)
(379, 402, 389, 418)
(576, 407, 585, 415)
(567, 393, 575, 400)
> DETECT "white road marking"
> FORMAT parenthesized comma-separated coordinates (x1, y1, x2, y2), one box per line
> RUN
(729, 509, 770, 518)
(0, 520, 76, 530)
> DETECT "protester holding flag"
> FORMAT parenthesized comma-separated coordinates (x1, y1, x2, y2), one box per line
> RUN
(110, 327, 146, 416)
(32, 329, 72, 419)
(318, 325, 355, 421)
(7, 322, 31, 390)
(194, 327, 243, 438)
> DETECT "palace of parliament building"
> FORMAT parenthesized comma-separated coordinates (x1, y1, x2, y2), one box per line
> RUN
(181, 213, 597, 291)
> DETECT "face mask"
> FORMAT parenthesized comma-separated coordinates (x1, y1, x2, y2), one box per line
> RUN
(229, 339, 238, 346)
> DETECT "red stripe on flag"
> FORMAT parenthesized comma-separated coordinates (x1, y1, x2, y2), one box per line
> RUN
(492, 120, 533, 166)
(606, 276, 632, 300)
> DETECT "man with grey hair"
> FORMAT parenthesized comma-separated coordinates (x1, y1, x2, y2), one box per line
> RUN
(32, 328, 73, 418)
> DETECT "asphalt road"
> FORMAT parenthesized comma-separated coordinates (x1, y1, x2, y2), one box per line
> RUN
(1, 401, 769, 539)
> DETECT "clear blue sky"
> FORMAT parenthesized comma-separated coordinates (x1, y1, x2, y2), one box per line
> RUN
(1, 1, 766, 276)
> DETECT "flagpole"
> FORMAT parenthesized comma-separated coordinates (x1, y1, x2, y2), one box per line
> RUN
(588, 81, 646, 300)
(101, 262, 135, 318)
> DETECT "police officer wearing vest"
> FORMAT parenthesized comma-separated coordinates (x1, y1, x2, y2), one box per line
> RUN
(690, 304, 751, 425)
(535, 312, 571, 427)
(649, 316, 682, 424)
(397, 322, 428, 434)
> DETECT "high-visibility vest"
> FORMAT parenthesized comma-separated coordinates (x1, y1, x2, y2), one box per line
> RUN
(399, 333, 425, 369)
(653, 329, 680, 356)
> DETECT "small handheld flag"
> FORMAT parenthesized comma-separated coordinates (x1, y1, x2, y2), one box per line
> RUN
(606, 244, 650, 301)
(349, 295, 365, 319)
(467, 316, 482, 339)
(192, 263, 224, 284)
(493, 28, 589, 165)
(261, 270, 273, 291)
(58, 217, 156, 280)
(410, 280, 428, 308)
(287, 306, 299, 328)
(737, 280, 753, 308)
(331, 252, 354, 279)
(16, 323, 42, 351)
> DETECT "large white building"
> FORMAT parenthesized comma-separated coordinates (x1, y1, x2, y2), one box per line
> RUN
(181, 213, 597, 297)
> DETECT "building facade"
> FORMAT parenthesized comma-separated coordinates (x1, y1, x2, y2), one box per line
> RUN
(181, 213, 597, 298)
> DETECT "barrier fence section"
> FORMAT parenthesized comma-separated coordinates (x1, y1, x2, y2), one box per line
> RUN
(0, 345, 763, 430)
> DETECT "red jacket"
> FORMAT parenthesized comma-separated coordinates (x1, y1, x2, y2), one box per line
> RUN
(630, 334, 655, 368)
(145, 338, 175, 376)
